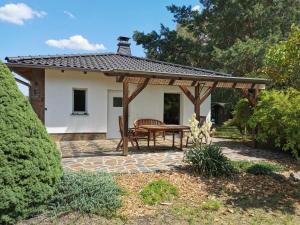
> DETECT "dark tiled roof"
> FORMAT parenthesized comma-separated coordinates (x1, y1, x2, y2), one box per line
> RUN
(5, 53, 231, 77)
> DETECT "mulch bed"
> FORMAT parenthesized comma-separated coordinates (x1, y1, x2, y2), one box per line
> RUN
(115, 170, 300, 219)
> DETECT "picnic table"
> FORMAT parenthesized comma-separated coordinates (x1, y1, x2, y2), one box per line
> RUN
(139, 124, 190, 150)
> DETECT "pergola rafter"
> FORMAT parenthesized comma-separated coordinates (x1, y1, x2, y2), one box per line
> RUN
(117, 73, 267, 155)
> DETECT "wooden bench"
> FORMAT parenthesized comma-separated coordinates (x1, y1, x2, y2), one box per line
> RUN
(134, 118, 166, 142)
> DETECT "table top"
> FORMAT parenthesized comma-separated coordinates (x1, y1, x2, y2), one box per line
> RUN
(139, 124, 190, 131)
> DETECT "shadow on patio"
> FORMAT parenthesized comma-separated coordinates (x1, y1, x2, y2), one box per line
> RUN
(58, 137, 295, 173)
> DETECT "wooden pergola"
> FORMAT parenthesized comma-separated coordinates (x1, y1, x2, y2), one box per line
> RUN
(104, 69, 268, 156)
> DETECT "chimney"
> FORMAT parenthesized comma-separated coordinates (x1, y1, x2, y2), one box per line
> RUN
(117, 36, 131, 56)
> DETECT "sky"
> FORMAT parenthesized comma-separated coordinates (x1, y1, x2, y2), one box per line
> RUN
(0, 0, 201, 61)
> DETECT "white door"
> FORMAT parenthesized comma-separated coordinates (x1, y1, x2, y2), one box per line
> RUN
(107, 90, 123, 139)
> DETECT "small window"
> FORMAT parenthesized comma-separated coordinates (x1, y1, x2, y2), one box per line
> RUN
(113, 97, 123, 107)
(73, 89, 87, 113)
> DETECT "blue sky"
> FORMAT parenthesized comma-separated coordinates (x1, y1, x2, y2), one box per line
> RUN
(0, 0, 200, 61)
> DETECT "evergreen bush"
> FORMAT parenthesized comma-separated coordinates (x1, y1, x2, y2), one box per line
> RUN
(0, 62, 62, 224)
(48, 171, 123, 217)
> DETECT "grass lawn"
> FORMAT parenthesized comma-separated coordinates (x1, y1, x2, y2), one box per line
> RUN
(213, 125, 251, 140)
(20, 168, 300, 225)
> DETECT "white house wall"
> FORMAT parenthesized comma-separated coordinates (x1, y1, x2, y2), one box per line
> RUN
(45, 69, 211, 135)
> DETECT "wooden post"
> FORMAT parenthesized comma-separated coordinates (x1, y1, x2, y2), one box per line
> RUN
(194, 83, 200, 121)
(123, 79, 129, 156)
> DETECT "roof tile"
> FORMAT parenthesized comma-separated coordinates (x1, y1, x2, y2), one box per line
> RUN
(5, 53, 231, 77)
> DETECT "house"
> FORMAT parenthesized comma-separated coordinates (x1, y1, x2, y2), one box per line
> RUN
(5, 36, 267, 149)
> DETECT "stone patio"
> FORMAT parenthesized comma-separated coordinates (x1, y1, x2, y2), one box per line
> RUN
(59, 137, 291, 173)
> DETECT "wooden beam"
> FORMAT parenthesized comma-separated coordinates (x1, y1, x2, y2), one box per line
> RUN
(128, 78, 150, 103)
(122, 80, 129, 156)
(199, 83, 205, 94)
(168, 79, 175, 85)
(116, 75, 125, 82)
(179, 85, 195, 103)
(15, 77, 31, 87)
(191, 81, 197, 86)
(194, 83, 200, 121)
(242, 88, 259, 107)
(198, 82, 218, 105)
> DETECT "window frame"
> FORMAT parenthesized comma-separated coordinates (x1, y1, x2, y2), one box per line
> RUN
(113, 97, 123, 107)
(72, 88, 88, 115)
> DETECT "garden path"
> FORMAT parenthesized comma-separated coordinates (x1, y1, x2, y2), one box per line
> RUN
(59, 138, 291, 173)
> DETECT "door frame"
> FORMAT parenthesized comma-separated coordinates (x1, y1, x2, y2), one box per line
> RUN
(163, 92, 183, 125)
(107, 89, 123, 139)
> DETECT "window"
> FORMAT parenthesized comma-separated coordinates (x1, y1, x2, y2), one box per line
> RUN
(73, 89, 87, 114)
(113, 97, 123, 107)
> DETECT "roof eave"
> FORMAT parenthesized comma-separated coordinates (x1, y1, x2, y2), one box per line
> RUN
(5, 63, 269, 85)
(5, 62, 111, 73)
(106, 69, 269, 84)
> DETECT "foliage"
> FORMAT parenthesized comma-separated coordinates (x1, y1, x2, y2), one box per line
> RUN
(201, 199, 222, 211)
(188, 113, 214, 146)
(211, 88, 241, 109)
(231, 160, 283, 174)
(246, 163, 283, 175)
(213, 126, 246, 139)
(213, 38, 268, 76)
(225, 98, 253, 135)
(140, 180, 179, 205)
(184, 144, 235, 177)
(133, 25, 202, 67)
(249, 88, 300, 161)
(290, 190, 300, 200)
(230, 160, 255, 173)
(262, 24, 300, 90)
(0, 62, 62, 224)
(48, 171, 123, 217)
(134, 0, 300, 76)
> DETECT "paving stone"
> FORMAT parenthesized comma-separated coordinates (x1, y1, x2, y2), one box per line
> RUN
(60, 137, 291, 174)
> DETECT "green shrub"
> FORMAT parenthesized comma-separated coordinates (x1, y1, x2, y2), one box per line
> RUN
(249, 88, 300, 161)
(140, 179, 178, 205)
(0, 62, 62, 224)
(290, 190, 300, 200)
(201, 199, 222, 211)
(185, 144, 235, 177)
(231, 160, 284, 175)
(230, 160, 254, 173)
(246, 162, 283, 175)
(225, 98, 253, 135)
(48, 171, 123, 217)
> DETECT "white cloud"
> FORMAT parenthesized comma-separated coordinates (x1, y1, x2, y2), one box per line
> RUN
(192, 5, 201, 12)
(63, 10, 75, 19)
(46, 35, 106, 51)
(0, 3, 46, 25)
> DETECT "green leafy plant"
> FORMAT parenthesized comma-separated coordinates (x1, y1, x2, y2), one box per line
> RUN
(246, 163, 283, 175)
(225, 98, 253, 135)
(140, 179, 179, 205)
(263, 24, 300, 90)
(184, 144, 235, 177)
(0, 62, 62, 224)
(249, 88, 300, 161)
(48, 171, 123, 217)
(201, 199, 222, 211)
(231, 160, 284, 174)
(230, 160, 255, 173)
